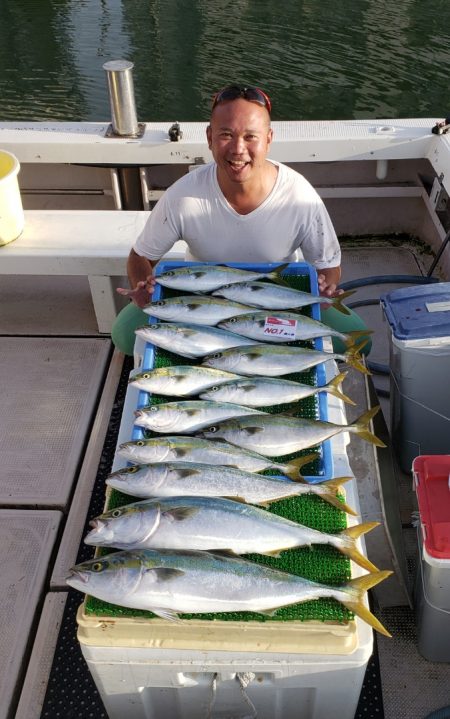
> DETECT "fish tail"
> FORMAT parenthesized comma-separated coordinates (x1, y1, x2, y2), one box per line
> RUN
(349, 407, 386, 448)
(343, 330, 374, 349)
(316, 477, 357, 515)
(282, 452, 318, 480)
(341, 570, 393, 637)
(343, 343, 371, 375)
(338, 521, 380, 572)
(268, 262, 290, 286)
(331, 290, 356, 315)
(323, 371, 356, 405)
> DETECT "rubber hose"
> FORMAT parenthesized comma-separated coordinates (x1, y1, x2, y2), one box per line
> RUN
(339, 275, 439, 291)
(422, 707, 450, 719)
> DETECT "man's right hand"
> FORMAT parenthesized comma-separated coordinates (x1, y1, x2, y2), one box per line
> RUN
(116, 275, 157, 308)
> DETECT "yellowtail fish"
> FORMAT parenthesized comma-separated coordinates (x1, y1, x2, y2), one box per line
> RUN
(66, 549, 392, 635)
(117, 436, 316, 480)
(106, 462, 357, 514)
(202, 342, 369, 376)
(213, 281, 354, 314)
(219, 311, 371, 346)
(134, 400, 266, 433)
(129, 365, 242, 397)
(84, 495, 378, 573)
(200, 371, 355, 407)
(143, 295, 255, 325)
(134, 322, 258, 359)
(198, 407, 385, 454)
(155, 263, 289, 292)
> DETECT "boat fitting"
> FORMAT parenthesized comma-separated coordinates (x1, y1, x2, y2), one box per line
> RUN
(103, 60, 145, 138)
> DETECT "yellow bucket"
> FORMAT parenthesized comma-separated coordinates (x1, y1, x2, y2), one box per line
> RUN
(0, 150, 24, 246)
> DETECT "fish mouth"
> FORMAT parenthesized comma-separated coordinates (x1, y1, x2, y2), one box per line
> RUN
(66, 569, 89, 586)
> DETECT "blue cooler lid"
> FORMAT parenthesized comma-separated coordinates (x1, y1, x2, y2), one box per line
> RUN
(380, 282, 450, 340)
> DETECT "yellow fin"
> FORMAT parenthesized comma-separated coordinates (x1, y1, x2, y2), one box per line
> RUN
(342, 570, 393, 637)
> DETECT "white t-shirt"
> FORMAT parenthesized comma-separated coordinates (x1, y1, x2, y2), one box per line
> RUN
(134, 160, 340, 268)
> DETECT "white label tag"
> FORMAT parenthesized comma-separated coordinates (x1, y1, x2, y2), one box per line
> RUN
(426, 301, 450, 313)
(263, 316, 297, 340)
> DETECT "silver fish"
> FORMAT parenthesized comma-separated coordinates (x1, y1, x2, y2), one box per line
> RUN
(213, 281, 354, 314)
(117, 436, 315, 481)
(201, 343, 369, 376)
(134, 322, 258, 359)
(134, 400, 265, 433)
(128, 365, 243, 397)
(199, 371, 355, 407)
(84, 495, 378, 573)
(219, 311, 371, 346)
(155, 263, 288, 293)
(106, 462, 357, 514)
(143, 295, 255, 325)
(66, 548, 392, 634)
(198, 407, 386, 455)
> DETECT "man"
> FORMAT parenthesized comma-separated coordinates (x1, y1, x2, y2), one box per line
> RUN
(113, 84, 367, 356)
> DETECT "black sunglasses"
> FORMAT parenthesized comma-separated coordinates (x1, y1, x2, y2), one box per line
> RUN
(212, 85, 272, 114)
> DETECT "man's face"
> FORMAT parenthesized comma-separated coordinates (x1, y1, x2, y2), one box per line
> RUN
(206, 98, 273, 185)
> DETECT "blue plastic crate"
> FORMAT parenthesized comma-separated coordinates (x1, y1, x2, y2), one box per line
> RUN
(133, 261, 335, 483)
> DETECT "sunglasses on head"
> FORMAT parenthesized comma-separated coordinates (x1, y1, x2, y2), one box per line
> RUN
(211, 85, 272, 114)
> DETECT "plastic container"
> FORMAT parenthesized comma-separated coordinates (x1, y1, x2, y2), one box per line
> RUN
(413, 455, 450, 662)
(136, 260, 333, 483)
(380, 284, 450, 472)
(76, 464, 373, 719)
(0, 150, 24, 245)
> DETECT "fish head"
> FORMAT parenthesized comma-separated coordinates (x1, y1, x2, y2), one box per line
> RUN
(200, 382, 239, 403)
(197, 419, 238, 442)
(134, 405, 180, 432)
(143, 299, 178, 320)
(66, 550, 147, 599)
(117, 439, 163, 463)
(85, 501, 161, 548)
(128, 369, 161, 390)
(105, 464, 146, 491)
(134, 323, 172, 342)
(202, 349, 241, 372)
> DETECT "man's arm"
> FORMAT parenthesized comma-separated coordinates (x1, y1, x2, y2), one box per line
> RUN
(116, 248, 157, 308)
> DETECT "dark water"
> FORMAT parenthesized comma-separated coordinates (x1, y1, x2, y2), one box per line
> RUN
(0, 0, 449, 123)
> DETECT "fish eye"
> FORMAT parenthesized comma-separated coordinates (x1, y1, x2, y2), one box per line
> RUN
(127, 466, 139, 474)
(228, 317, 237, 324)
(213, 353, 223, 359)
(92, 562, 105, 572)
(150, 406, 158, 412)
(208, 425, 218, 433)
(156, 301, 165, 307)
(136, 441, 145, 446)
(142, 373, 151, 379)
(166, 271, 174, 277)
(210, 386, 219, 393)
(111, 509, 122, 518)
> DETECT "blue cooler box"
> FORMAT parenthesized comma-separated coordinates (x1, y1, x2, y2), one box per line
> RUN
(135, 261, 334, 483)
(380, 283, 450, 472)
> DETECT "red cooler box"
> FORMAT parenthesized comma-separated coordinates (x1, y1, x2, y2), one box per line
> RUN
(413, 455, 450, 662)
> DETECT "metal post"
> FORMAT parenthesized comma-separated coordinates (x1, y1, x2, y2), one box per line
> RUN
(103, 60, 139, 137)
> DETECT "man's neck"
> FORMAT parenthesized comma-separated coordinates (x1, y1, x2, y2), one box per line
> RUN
(217, 161, 278, 216)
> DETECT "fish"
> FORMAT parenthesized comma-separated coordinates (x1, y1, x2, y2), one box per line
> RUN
(128, 365, 243, 397)
(199, 371, 355, 407)
(117, 436, 317, 481)
(155, 263, 289, 293)
(66, 548, 393, 635)
(106, 462, 357, 514)
(84, 495, 378, 573)
(198, 407, 386, 455)
(134, 400, 266, 433)
(213, 281, 355, 314)
(134, 322, 258, 359)
(201, 342, 369, 376)
(143, 295, 256, 325)
(219, 311, 371, 346)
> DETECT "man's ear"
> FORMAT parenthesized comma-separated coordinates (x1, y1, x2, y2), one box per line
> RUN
(206, 124, 212, 150)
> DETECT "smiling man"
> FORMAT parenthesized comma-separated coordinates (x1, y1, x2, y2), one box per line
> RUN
(114, 84, 368, 356)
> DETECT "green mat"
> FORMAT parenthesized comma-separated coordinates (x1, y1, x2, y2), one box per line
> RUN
(85, 266, 355, 625)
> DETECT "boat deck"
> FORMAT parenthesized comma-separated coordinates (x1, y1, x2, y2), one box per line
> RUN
(1, 240, 450, 719)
